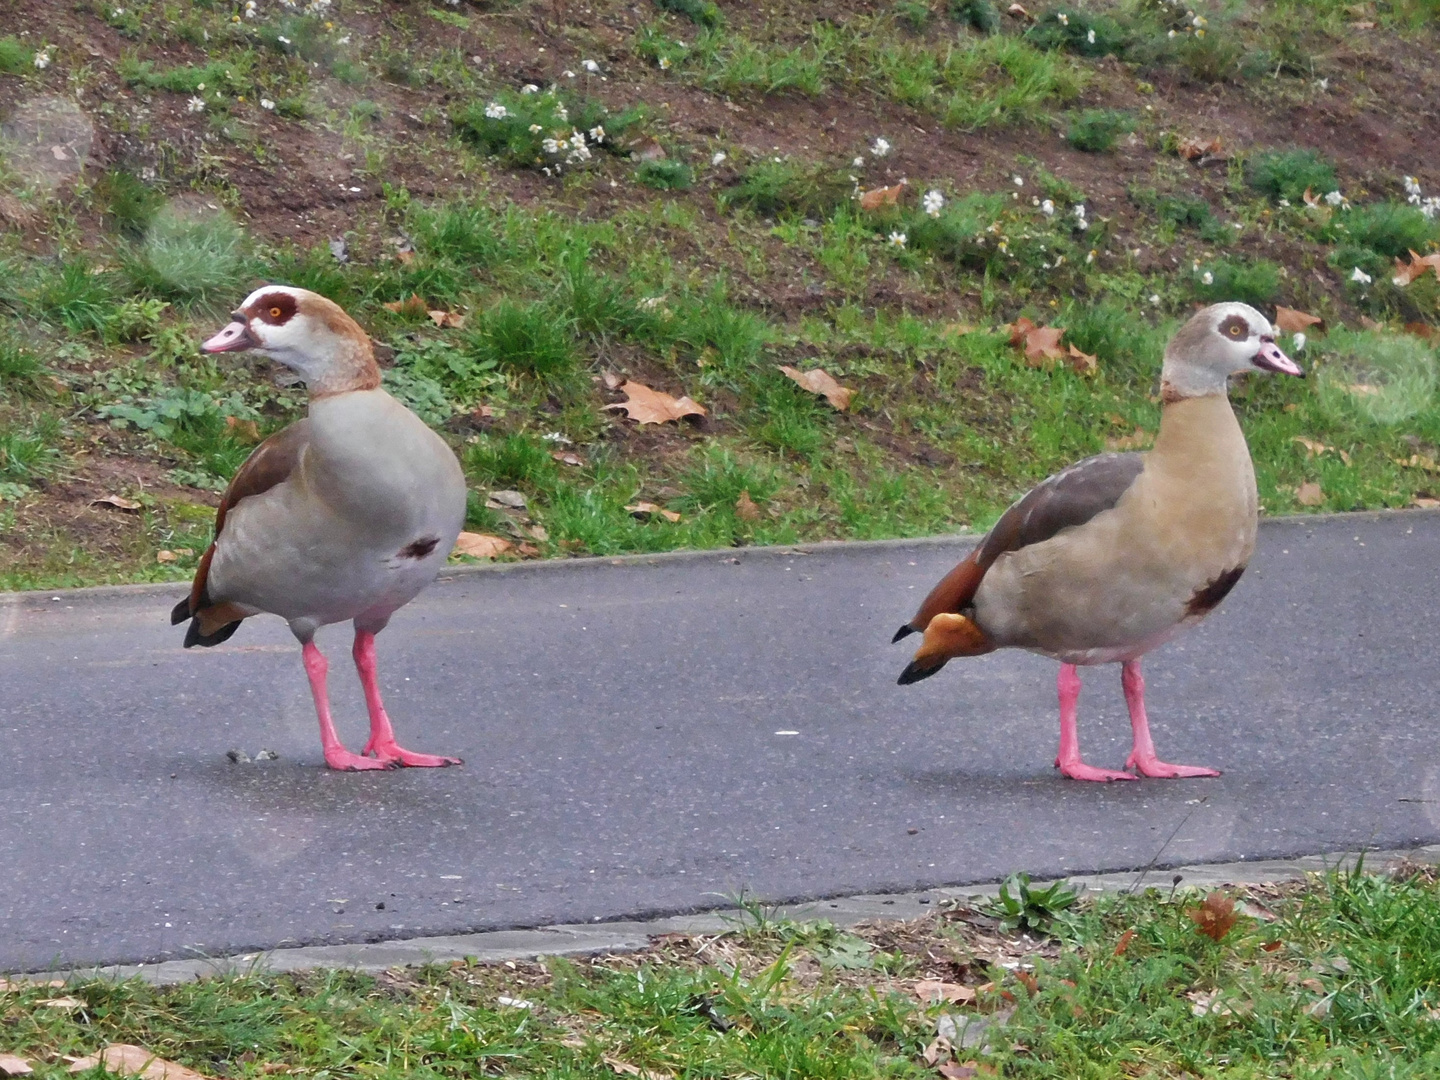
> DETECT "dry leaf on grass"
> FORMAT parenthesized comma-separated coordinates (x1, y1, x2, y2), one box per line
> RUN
(604, 381, 706, 425)
(1187, 892, 1240, 942)
(1113, 929, 1136, 956)
(0, 1054, 33, 1077)
(1176, 135, 1225, 162)
(382, 294, 429, 319)
(734, 491, 762, 522)
(938, 1063, 982, 1079)
(858, 181, 907, 211)
(66, 1045, 208, 1080)
(1006, 3, 1034, 20)
(1406, 322, 1437, 342)
(427, 309, 466, 329)
(91, 494, 141, 512)
(40, 997, 85, 1010)
(1395, 453, 1440, 473)
(551, 451, 586, 467)
(1295, 481, 1325, 507)
(626, 501, 682, 523)
(1274, 306, 1325, 335)
(0, 979, 64, 991)
(1392, 250, 1440, 287)
(452, 532, 512, 559)
(1293, 436, 1350, 465)
(1066, 343, 1098, 376)
(1415, 497, 1440, 508)
(225, 416, 262, 442)
(1006, 317, 1065, 365)
(778, 365, 854, 411)
(913, 980, 977, 1006)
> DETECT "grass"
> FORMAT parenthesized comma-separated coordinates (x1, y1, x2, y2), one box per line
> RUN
(0, 0, 1439, 587)
(0, 866, 1437, 1076)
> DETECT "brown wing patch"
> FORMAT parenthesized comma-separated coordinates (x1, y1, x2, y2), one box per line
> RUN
(252, 291, 298, 326)
(180, 419, 310, 623)
(1187, 566, 1245, 616)
(898, 452, 1146, 637)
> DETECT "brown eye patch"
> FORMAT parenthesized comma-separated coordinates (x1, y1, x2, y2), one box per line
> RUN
(252, 291, 298, 326)
(1218, 314, 1249, 339)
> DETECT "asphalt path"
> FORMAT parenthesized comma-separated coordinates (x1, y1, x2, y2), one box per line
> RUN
(2, 511, 1439, 971)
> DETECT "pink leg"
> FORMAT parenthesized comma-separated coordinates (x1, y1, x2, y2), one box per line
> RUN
(1122, 660, 1220, 778)
(1055, 663, 1134, 782)
(353, 631, 461, 768)
(302, 642, 393, 771)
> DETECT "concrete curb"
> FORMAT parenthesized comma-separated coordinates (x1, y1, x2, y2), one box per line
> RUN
(36, 844, 1440, 985)
(3, 508, 1435, 607)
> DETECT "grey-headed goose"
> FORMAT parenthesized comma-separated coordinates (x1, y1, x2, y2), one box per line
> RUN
(172, 286, 467, 770)
(894, 302, 1303, 781)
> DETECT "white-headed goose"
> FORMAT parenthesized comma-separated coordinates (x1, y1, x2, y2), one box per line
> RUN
(894, 302, 1303, 781)
(172, 286, 467, 770)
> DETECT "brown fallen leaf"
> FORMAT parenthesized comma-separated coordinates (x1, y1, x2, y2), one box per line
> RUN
(427, 309, 466, 329)
(1177, 135, 1225, 162)
(1414, 497, 1440, 509)
(1006, 2, 1034, 20)
(1293, 436, 1331, 458)
(155, 551, 177, 564)
(0, 979, 64, 991)
(625, 501, 682, 523)
(394, 248, 416, 266)
(734, 490, 762, 522)
(224, 416, 262, 442)
(778, 365, 855, 411)
(452, 532, 512, 559)
(601, 371, 623, 390)
(551, 451, 586, 467)
(1405, 322, 1437, 342)
(0, 1054, 33, 1077)
(1360, 315, 1384, 331)
(1186, 892, 1240, 942)
(1393, 250, 1440, 287)
(92, 494, 142, 512)
(1113, 928, 1136, 956)
(66, 1045, 208, 1080)
(912, 980, 977, 1006)
(630, 138, 667, 162)
(41, 997, 85, 1009)
(1302, 187, 1322, 209)
(1014, 971, 1039, 996)
(1066, 343, 1098, 376)
(858, 180, 907, 211)
(1273, 305, 1325, 335)
(382, 294, 429, 319)
(1105, 427, 1152, 452)
(1295, 481, 1325, 507)
(1261, 939, 1285, 952)
(604, 380, 706, 425)
(1007, 317, 1066, 365)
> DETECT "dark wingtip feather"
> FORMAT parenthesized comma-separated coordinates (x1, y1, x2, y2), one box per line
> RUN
(182, 618, 241, 649)
(891, 624, 916, 644)
(897, 659, 943, 686)
(170, 597, 192, 625)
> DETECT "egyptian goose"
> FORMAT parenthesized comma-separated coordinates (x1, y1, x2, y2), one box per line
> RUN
(171, 286, 467, 771)
(894, 303, 1303, 781)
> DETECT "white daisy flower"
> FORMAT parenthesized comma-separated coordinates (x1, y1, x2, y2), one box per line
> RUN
(922, 189, 944, 217)
(521, 84, 540, 94)
(1201, 271, 1214, 285)
(1292, 332, 1307, 352)
(260, 98, 276, 110)
(1350, 267, 1372, 284)
(484, 102, 509, 119)
(887, 231, 907, 248)
(1012, 175, 1023, 187)
(1087, 28, 1096, 43)
(542, 138, 561, 154)
(658, 56, 672, 70)
(582, 59, 600, 73)
(870, 137, 891, 157)
(853, 156, 865, 167)
(1324, 190, 1345, 206)
(588, 125, 605, 143)
(1148, 294, 1161, 304)
(529, 124, 542, 133)
(1041, 199, 1055, 216)
(711, 151, 727, 165)
(187, 96, 206, 113)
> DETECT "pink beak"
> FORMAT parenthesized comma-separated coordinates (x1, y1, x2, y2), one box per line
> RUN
(201, 317, 257, 354)
(1253, 338, 1304, 377)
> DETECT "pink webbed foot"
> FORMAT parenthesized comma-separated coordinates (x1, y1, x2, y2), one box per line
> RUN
(1056, 756, 1138, 783)
(361, 737, 462, 768)
(1124, 752, 1221, 779)
(324, 746, 398, 772)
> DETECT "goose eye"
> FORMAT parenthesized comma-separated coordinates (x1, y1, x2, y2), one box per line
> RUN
(269, 306, 283, 319)
(1228, 323, 1243, 336)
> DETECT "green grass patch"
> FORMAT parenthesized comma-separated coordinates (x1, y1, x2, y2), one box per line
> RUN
(1247, 147, 1339, 204)
(0, 35, 35, 74)
(1065, 108, 1134, 153)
